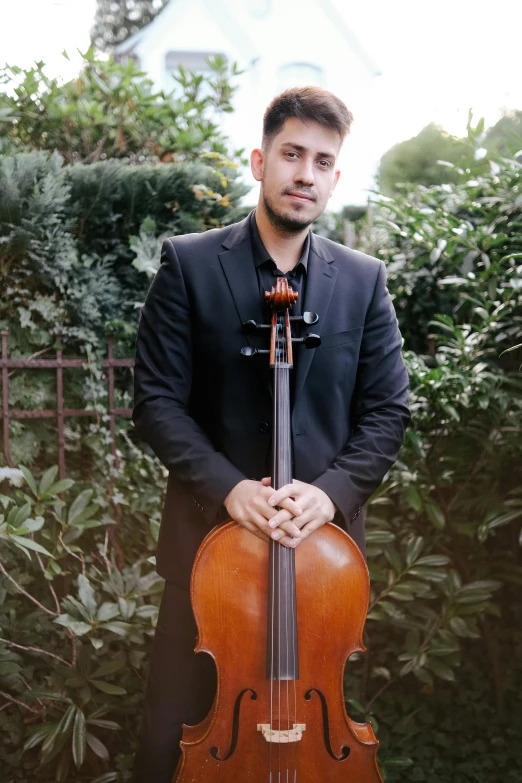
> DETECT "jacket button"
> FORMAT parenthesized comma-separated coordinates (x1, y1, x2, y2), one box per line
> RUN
(259, 422, 270, 433)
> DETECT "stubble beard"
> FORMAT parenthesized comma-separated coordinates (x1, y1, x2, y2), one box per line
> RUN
(262, 189, 319, 234)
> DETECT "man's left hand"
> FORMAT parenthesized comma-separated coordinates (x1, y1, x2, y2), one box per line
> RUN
(260, 478, 336, 548)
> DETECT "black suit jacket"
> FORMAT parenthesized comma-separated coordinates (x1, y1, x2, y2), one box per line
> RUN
(133, 213, 410, 588)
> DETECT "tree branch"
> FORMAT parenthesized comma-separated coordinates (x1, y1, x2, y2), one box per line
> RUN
(0, 636, 71, 668)
(0, 561, 58, 617)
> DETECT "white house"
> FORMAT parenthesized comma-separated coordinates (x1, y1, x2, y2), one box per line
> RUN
(115, 0, 381, 208)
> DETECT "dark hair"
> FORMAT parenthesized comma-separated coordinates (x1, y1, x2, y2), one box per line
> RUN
(262, 86, 353, 149)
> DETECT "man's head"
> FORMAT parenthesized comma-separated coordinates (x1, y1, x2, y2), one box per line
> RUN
(251, 87, 353, 233)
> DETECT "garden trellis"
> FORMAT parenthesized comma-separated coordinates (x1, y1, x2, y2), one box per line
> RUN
(0, 330, 134, 477)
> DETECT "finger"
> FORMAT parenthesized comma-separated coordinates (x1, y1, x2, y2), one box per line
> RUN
(261, 477, 272, 486)
(267, 499, 303, 526)
(267, 509, 301, 535)
(267, 482, 298, 507)
(270, 519, 302, 541)
(296, 517, 326, 542)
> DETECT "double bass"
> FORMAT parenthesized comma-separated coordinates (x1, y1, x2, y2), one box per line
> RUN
(174, 277, 383, 782)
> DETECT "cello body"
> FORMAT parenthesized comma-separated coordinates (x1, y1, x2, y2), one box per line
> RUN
(174, 519, 383, 782)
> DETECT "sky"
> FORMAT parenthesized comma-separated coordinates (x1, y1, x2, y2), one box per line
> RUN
(1, 0, 521, 158)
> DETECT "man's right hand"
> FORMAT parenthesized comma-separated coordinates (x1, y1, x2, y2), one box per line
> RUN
(223, 479, 302, 548)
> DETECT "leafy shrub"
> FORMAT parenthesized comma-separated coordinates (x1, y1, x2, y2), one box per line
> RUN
(0, 446, 166, 781)
(0, 50, 242, 164)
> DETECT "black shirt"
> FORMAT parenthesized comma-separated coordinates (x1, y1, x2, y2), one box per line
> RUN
(249, 210, 310, 411)
(249, 210, 310, 324)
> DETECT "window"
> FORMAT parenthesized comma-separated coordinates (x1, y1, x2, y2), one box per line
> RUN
(278, 62, 324, 90)
(165, 50, 222, 73)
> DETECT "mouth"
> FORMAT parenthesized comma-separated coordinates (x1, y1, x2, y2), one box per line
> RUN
(285, 192, 315, 203)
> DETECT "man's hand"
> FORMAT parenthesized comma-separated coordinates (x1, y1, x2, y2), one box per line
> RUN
(261, 478, 336, 547)
(224, 479, 303, 545)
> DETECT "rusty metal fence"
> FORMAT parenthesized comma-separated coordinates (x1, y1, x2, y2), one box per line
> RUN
(0, 330, 135, 477)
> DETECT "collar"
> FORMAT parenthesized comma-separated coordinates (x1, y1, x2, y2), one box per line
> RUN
(249, 209, 310, 272)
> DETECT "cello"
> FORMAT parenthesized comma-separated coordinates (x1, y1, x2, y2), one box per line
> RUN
(174, 277, 383, 782)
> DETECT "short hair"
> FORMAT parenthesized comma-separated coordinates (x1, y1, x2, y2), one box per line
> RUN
(262, 86, 353, 149)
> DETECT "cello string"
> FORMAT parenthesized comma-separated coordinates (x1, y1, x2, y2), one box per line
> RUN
(277, 314, 281, 780)
(283, 318, 290, 783)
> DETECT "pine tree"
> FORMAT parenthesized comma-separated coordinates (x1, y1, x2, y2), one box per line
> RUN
(91, 0, 170, 52)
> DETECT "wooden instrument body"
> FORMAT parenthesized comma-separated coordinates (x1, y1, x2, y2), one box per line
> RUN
(174, 519, 383, 782)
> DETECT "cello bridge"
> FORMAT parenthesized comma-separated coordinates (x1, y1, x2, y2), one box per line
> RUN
(257, 723, 306, 743)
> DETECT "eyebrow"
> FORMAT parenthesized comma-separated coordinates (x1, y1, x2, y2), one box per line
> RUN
(280, 142, 336, 160)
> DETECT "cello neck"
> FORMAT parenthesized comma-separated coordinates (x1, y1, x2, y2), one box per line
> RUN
(267, 311, 299, 681)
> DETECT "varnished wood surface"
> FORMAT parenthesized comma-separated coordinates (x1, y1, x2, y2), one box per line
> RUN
(173, 522, 383, 783)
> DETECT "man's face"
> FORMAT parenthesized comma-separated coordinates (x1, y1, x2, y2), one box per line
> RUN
(251, 117, 341, 232)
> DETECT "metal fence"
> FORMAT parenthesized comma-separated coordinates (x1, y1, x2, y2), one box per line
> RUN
(0, 330, 134, 477)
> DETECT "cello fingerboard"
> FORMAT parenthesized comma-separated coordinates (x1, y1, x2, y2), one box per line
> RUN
(266, 359, 299, 681)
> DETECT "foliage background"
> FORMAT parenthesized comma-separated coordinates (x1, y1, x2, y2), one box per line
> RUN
(0, 53, 522, 783)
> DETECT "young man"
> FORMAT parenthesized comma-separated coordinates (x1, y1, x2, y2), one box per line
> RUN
(131, 86, 410, 782)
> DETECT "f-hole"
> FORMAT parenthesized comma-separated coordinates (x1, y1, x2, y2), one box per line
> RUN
(210, 688, 257, 761)
(305, 689, 351, 761)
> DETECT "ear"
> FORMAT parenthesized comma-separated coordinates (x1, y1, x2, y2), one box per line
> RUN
(329, 169, 341, 197)
(250, 148, 264, 182)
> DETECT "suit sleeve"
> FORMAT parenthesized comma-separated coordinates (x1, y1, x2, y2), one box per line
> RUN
(132, 238, 247, 525)
(312, 260, 410, 526)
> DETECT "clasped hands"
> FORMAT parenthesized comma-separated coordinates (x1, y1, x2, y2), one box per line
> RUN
(223, 477, 336, 548)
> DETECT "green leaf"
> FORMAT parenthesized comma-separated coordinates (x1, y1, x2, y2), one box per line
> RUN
(24, 725, 54, 751)
(91, 658, 125, 678)
(68, 489, 94, 526)
(55, 615, 91, 636)
(406, 536, 424, 566)
(10, 502, 31, 529)
(414, 555, 450, 567)
(72, 708, 86, 769)
(425, 503, 446, 530)
(365, 530, 396, 544)
(90, 679, 127, 696)
(78, 574, 97, 615)
(8, 535, 52, 557)
(86, 718, 121, 731)
(46, 478, 75, 495)
(19, 465, 38, 497)
(404, 486, 423, 513)
(86, 732, 110, 760)
(96, 602, 120, 622)
(427, 658, 456, 681)
(0, 661, 21, 675)
(99, 621, 134, 637)
(17, 516, 44, 534)
(39, 466, 59, 497)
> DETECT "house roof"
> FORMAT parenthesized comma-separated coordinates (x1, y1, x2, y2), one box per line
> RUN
(114, 0, 260, 64)
(114, 0, 381, 78)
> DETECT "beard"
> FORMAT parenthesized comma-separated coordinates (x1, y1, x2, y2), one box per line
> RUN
(262, 188, 319, 234)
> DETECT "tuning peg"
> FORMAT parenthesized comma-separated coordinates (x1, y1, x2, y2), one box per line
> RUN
(242, 320, 270, 333)
(240, 347, 270, 356)
(290, 312, 319, 325)
(303, 333, 321, 349)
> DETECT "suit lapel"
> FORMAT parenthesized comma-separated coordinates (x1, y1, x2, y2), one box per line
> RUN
(293, 235, 338, 400)
(218, 215, 272, 396)
(218, 220, 339, 401)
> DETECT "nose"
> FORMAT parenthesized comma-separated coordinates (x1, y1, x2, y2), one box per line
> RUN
(294, 157, 315, 186)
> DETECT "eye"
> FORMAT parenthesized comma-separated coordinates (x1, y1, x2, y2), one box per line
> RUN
(318, 160, 331, 169)
(285, 151, 299, 159)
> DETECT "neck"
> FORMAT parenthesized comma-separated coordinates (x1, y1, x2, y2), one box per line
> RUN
(255, 201, 309, 274)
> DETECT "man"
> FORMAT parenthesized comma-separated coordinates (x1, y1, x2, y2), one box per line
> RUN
(132, 86, 410, 782)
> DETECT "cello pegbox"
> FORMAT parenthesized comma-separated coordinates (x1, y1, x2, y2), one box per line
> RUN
(264, 277, 298, 311)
